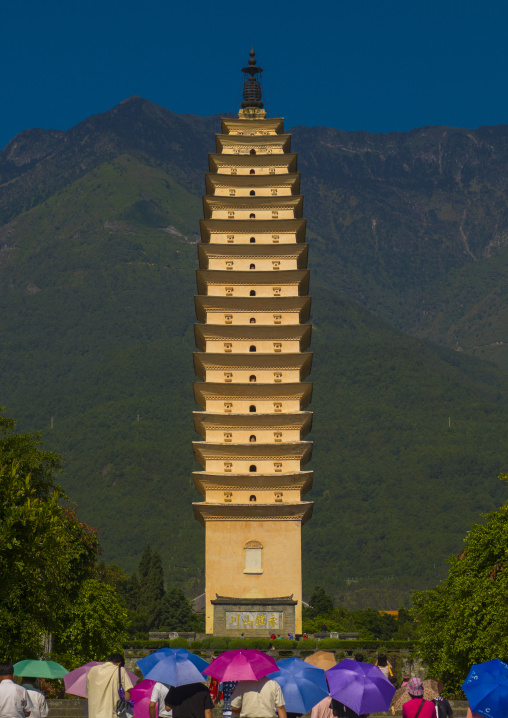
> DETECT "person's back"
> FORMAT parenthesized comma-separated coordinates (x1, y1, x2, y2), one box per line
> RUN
(402, 679, 435, 718)
(20, 681, 47, 718)
(87, 655, 133, 718)
(310, 697, 334, 718)
(149, 682, 172, 718)
(433, 696, 453, 718)
(164, 683, 212, 718)
(0, 664, 33, 718)
(231, 677, 286, 718)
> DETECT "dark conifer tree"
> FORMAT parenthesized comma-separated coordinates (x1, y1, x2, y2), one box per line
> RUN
(138, 544, 152, 583)
(138, 547, 165, 625)
(308, 586, 334, 618)
(118, 572, 140, 611)
(153, 586, 196, 631)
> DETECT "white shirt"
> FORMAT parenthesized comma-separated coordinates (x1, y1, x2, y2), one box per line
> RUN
(231, 678, 284, 718)
(21, 687, 47, 718)
(150, 683, 172, 718)
(0, 679, 33, 718)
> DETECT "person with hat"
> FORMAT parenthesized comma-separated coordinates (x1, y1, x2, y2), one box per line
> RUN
(402, 678, 436, 718)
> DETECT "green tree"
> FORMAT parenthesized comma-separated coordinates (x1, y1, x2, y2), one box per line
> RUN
(53, 578, 129, 667)
(138, 544, 152, 584)
(0, 455, 99, 659)
(153, 586, 197, 631)
(0, 409, 128, 662)
(412, 473, 508, 692)
(307, 586, 334, 618)
(138, 546, 165, 626)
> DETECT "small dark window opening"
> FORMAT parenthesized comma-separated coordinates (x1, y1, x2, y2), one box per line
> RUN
(249, 213, 256, 219)
(250, 169, 256, 175)
(249, 345, 256, 352)
(249, 405, 256, 412)
(250, 495, 257, 502)
(249, 465, 257, 472)
(249, 375, 257, 382)
(250, 264, 255, 270)
(249, 435, 256, 443)
(250, 190, 256, 196)
(250, 237, 256, 243)
(250, 149, 256, 155)
(250, 290, 256, 296)
(250, 317, 256, 324)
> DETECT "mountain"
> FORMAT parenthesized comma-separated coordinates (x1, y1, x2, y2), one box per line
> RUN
(1, 97, 506, 606)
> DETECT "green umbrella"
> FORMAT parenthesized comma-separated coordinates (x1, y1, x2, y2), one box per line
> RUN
(14, 660, 68, 679)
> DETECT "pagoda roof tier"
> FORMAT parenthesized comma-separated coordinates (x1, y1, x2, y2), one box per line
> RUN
(193, 441, 312, 466)
(193, 382, 313, 410)
(192, 411, 313, 437)
(194, 296, 311, 324)
(215, 134, 291, 154)
(198, 243, 308, 265)
(196, 269, 310, 295)
(194, 324, 312, 352)
(203, 195, 303, 219)
(199, 218, 306, 242)
(221, 118, 284, 134)
(205, 173, 300, 194)
(208, 154, 297, 173)
(193, 471, 313, 496)
(193, 501, 313, 525)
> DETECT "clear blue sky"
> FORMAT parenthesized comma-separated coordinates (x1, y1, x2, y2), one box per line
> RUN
(1, 0, 507, 148)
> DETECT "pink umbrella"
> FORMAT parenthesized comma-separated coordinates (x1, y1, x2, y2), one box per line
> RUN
(130, 679, 157, 718)
(64, 662, 139, 697)
(203, 650, 278, 682)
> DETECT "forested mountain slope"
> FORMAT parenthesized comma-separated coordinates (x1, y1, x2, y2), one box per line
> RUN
(1, 97, 506, 606)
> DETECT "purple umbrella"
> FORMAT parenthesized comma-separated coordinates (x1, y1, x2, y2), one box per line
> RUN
(326, 659, 395, 715)
(64, 662, 138, 698)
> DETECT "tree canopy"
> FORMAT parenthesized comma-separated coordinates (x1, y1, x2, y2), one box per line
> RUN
(412, 473, 508, 692)
(0, 409, 128, 663)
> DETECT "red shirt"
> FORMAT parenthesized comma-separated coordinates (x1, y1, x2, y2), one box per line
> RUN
(402, 698, 436, 718)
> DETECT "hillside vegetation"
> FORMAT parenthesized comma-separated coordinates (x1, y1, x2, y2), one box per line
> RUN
(1, 98, 507, 605)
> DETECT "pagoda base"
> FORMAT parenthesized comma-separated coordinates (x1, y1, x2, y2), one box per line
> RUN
(211, 595, 297, 637)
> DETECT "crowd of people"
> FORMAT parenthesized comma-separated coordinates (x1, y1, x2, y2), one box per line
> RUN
(0, 652, 475, 718)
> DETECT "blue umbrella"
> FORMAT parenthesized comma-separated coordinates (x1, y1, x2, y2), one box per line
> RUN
(462, 659, 508, 718)
(138, 649, 208, 687)
(267, 657, 329, 714)
(136, 648, 173, 677)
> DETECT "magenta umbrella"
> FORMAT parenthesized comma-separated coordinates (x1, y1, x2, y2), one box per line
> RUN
(64, 662, 139, 698)
(130, 679, 158, 718)
(203, 650, 278, 682)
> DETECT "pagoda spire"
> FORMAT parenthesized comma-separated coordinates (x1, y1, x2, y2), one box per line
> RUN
(241, 48, 264, 110)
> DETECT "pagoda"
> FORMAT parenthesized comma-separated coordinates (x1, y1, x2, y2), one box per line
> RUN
(192, 50, 313, 636)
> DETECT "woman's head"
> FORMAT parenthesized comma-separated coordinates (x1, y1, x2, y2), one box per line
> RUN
(407, 677, 424, 698)
(377, 653, 388, 666)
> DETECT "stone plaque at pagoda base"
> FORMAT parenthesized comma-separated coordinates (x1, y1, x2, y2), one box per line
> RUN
(211, 595, 297, 637)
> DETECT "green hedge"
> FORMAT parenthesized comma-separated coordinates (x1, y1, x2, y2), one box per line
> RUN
(124, 640, 172, 649)
(190, 641, 203, 649)
(316, 639, 414, 650)
(297, 639, 317, 649)
(201, 637, 229, 649)
(270, 639, 298, 649)
(228, 638, 272, 650)
(169, 638, 190, 648)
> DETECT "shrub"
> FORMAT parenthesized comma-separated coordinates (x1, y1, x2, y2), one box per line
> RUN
(270, 639, 297, 649)
(297, 639, 317, 649)
(201, 636, 229, 649)
(169, 637, 190, 648)
(228, 638, 253, 649)
(190, 640, 203, 649)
